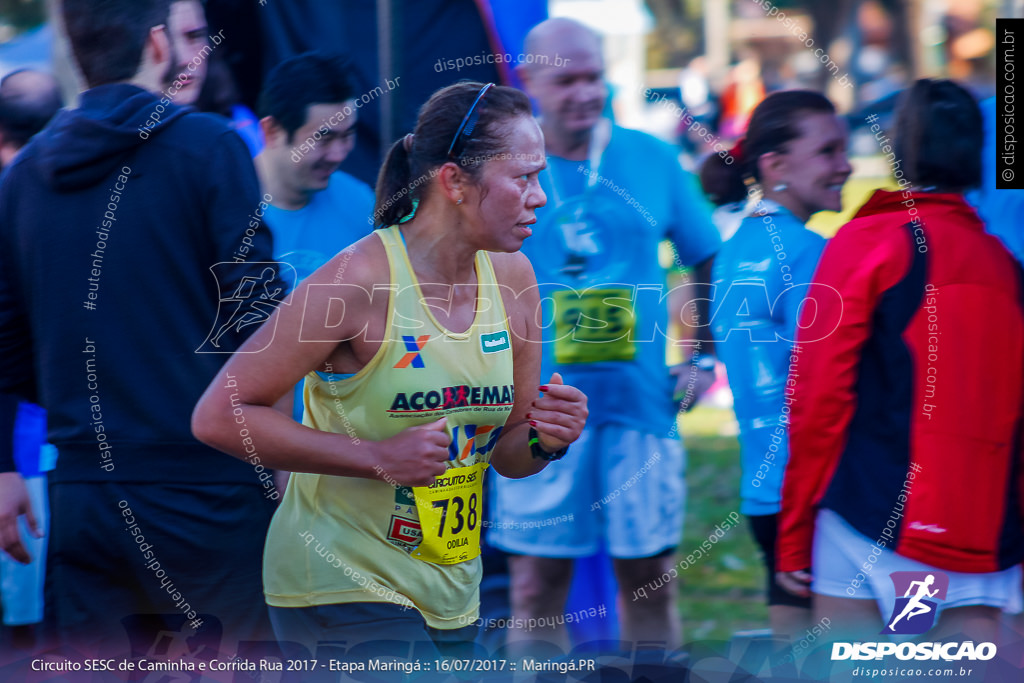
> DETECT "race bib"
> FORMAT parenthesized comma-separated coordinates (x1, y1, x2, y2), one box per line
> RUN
(552, 288, 637, 364)
(412, 461, 488, 565)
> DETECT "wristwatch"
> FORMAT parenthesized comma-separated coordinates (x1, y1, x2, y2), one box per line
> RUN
(528, 427, 568, 461)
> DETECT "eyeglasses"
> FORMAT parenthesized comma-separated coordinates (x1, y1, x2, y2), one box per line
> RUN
(446, 82, 494, 160)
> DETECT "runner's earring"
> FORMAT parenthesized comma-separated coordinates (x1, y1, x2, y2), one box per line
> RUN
(456, 198, 463, 205)
(772, 183, 788, 192)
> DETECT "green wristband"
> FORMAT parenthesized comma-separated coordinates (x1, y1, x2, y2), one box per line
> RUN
(528, 427, 568, 461)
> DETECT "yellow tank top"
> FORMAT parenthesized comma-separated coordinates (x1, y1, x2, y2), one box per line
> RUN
(263, 225, 515, 629)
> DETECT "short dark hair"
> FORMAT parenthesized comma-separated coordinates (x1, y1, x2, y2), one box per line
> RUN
(62, 0, 173, 88)
(893, 79, 982, 191)
(257, 52, 357, 141)
(0, 71, 63, 147)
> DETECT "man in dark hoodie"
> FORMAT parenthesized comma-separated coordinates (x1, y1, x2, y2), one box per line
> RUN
(0, 0, 288, 660)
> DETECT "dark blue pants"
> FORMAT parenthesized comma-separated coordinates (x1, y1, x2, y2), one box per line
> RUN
(46, 481, 275, 659)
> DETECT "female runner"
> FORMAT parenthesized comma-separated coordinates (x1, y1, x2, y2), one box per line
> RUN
(193, 81, 588, 658)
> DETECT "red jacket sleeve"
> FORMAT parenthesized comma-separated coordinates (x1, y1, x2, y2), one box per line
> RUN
(776, 219, 912, 572)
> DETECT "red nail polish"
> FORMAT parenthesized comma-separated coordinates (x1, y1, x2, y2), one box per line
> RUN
(529, 420, 537, 426)
(526, 412, 532, 419)
(539, 385, 548, 392)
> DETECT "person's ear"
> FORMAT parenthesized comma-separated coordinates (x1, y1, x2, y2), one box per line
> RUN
(758, 150, 787, 187)
(437, 162, 469, 205)
(142, 24, 172, 73)
(260, 116, 286, 147)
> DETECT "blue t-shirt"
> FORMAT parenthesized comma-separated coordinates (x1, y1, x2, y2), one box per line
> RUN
(263, 171, 374, 421)
(520, 125, 721, 434)
(711, 203, 825, 515)
(264, 170, 375, 286)
(970, 97, 1024, 265)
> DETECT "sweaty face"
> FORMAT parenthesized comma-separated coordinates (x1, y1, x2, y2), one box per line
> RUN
(288, 101, 358, 194)
(466, 116, 548, 253)
(165, 0, 209, 104)
(526, 45, 607, 139)
(777, 113, 852, 220)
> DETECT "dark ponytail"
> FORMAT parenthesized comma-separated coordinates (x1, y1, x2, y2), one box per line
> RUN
(699, 90, 835, 206)
(700, 144, 748, 207)
(374, 137, 416, 227)
(373, 81, 532, 228)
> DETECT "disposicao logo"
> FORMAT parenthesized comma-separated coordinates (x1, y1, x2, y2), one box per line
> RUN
(884, 571, 948, 635)
(481, 330, 510, 354)
(831, 571, 996, 663)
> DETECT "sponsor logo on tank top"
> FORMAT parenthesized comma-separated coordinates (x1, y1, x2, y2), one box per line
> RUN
(480, 330, 511, 354)
(388, 384, 514, 413)
(447, 424, 503, 461)
(394, 334, 430, 369)
(387, 515, 422, 552)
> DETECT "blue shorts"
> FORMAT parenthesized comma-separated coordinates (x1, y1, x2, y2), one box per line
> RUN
(488, 422, 684, 558)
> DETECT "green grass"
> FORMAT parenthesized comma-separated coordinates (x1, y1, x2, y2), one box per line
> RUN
(676, 405, 769, 641)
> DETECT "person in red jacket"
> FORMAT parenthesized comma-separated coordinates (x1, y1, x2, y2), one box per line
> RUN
(776, 79, 1024, 644)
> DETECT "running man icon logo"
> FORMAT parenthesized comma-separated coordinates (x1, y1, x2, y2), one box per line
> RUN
(197, 262, 293, 353)
(884, 571, 949, 635)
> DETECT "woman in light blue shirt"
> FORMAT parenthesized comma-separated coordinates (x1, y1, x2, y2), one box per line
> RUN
(700, 90, 851, 640)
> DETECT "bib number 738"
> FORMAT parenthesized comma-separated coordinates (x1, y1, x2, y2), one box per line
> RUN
(432, 493, 479, 537)
(412, 461, 487, 565)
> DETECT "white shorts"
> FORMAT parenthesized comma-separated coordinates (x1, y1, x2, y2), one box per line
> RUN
(488, 421, 685, 559)
(812, 508, 1023, 618)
